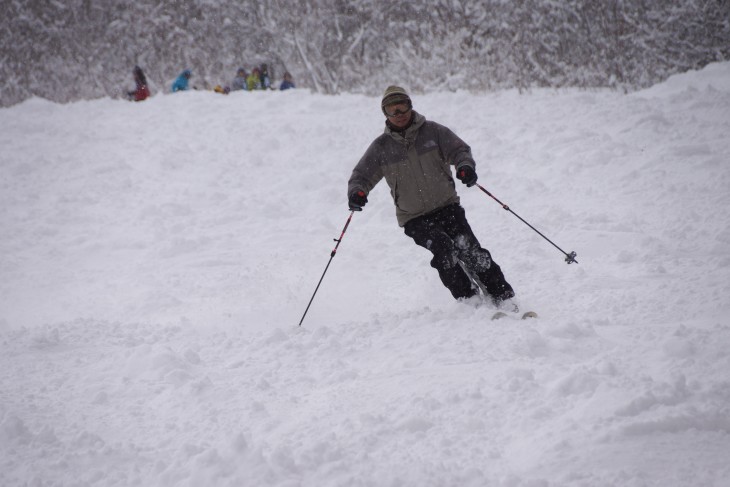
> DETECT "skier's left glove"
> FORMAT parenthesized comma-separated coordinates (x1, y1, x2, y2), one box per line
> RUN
(456, 166, 478, 187)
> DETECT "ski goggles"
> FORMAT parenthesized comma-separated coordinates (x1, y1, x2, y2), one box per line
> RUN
(384, 105, 412, 117)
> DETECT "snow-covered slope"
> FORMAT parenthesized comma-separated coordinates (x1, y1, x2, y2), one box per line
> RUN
(1, 63, 729, 486)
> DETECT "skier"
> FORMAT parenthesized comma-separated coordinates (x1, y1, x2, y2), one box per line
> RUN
(279, 71, 295, 91)
(259, 63, 272, 89)
(247, 67, 262, 91)
(126, 66, 150, 102)
(171, 69, 192, 92)
(231, 68, 248, 91)
(347, 85, 516, 307)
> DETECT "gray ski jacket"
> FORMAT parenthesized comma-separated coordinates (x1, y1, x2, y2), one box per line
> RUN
(348, 111, 476, 227)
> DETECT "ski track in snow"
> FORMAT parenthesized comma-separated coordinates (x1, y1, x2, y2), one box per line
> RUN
(1, 63, 730, 486)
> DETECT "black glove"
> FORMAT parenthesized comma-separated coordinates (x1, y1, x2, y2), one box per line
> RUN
(456, 166, 478, 187)
(348, 190, 368, 211)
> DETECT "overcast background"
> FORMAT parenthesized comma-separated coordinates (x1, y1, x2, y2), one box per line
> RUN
(1, 0, 729, 106)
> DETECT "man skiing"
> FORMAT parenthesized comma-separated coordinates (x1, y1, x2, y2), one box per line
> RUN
(347, 85, 515, 307)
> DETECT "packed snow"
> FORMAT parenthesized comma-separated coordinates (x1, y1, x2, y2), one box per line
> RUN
(1, 63, 729, 486)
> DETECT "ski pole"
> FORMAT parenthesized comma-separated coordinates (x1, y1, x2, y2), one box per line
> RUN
(298, 211, 356, 327)
(475, 183, 578, 264)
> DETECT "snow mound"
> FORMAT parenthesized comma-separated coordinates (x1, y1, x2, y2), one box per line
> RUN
(1, 64, 730, 485)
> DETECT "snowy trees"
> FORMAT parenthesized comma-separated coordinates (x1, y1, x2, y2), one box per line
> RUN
(1, 0, 728, 106)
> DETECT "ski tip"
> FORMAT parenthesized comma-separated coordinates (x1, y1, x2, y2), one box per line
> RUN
(492, 310, 538, 320)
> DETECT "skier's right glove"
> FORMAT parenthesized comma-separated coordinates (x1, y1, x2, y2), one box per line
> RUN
(348, 190, 368, 211)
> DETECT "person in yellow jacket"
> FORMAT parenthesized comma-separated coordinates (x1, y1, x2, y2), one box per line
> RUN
(247, 68, 262, 90)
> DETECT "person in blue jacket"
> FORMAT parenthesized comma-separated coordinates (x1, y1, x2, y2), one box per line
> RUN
(231, 68, 248, 91)
(280, 71, 295, 90)
(171, 69, 192, 92)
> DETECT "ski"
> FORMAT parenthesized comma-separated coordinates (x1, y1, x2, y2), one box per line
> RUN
(457, 261, 536, 321)
(492, 310, 538, 321)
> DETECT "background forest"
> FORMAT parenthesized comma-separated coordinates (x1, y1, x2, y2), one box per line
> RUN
(1, 0, 729, 106)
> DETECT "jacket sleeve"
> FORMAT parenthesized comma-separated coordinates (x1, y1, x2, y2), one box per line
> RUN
(436, 123, 476, 171)
(348, 140, 384, 197)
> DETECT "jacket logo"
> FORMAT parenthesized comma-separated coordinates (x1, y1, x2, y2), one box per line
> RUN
(423, 140, 438, 149)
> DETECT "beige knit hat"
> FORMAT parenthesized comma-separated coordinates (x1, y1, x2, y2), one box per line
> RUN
(381, 85, 412, 113)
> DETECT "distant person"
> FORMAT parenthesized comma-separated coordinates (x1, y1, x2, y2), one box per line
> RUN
(214, 85, 230, 95)
(127, 66, 150, 101)
(279, 71, 295, 91)
(259, 64, 271, 89)
(171, 69, 192, 92)
(347, 86, 516, 307)
(247, 67, 262, 91)
(231, 68, 248, 91)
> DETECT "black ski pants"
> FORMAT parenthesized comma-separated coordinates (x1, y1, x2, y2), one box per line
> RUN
(403, 203, 514, 300)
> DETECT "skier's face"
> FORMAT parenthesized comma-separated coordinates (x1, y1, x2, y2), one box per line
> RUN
(384, 103, 412, 128)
